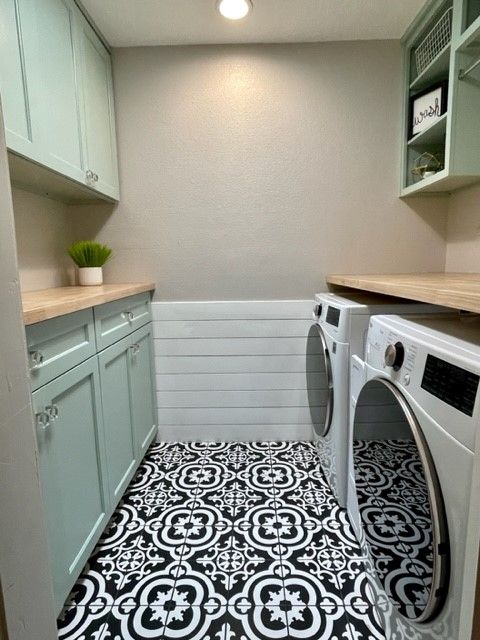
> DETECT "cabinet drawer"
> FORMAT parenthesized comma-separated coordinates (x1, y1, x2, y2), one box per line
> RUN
(26, 308, 96, 391)
(94, 292, 151, 351)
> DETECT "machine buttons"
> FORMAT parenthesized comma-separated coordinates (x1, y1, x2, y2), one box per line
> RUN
(313, 303, 322, 317)
(384, 341, 405, 371)
(404, 373, 411, 386)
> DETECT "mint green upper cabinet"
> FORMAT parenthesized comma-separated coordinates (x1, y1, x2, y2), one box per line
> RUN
(130, 324, 157, 458)
(98, 335, 137, 505)
(77, 15, 119, 200)
(0, 0, 119, 200)
(0, 0, 41, 158)
(34, 0, 85, 182)
(33, 357, 109, 614)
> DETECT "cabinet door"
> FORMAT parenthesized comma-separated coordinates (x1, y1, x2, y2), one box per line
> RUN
(32, 357, 109, 614)
(98, 335, 137, 505)
(130, 324, 157, 457)
(34, 0, 85, 182)
(76, 15, 119, 199)
(0, 0, 41, 158)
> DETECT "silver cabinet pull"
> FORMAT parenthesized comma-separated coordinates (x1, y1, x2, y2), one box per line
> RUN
(126, 311, 134, 322)
(46, 404, 59, 420)
(29, 350, 44, 368)
(93, 173, 99, 182)
(35, 411, 50, 431)
(86, 169, 94, 181)
(130, 343, 140, 355)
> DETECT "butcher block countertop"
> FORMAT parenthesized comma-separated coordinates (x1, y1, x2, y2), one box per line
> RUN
(22, 283, 155, 325)
(326, 273, 480, 314)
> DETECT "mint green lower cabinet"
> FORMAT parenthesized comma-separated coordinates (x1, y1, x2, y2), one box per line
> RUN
(32, 357, 109, 614)
(130, 324, 157, 458)
(30, 304, 157, 614)
(98, 335, 137, 505)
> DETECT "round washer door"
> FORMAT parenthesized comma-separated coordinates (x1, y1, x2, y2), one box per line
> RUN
(306, 324, 334, 437)
(352, 378, 449, 623)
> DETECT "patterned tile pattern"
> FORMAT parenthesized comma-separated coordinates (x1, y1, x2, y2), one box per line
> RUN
(58, 441, 385, 639)
(353, 438, 434, 621)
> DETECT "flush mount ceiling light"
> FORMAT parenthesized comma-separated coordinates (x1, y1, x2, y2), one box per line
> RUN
(217, 0, 252, 20)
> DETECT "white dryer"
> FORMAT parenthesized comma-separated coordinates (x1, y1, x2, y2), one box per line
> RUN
(306, 292, 451, 507)
(348, 314, 480, 639)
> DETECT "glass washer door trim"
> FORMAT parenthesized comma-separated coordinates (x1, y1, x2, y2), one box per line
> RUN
(306, 324, 334, 437)
(367, 377, 450, 623)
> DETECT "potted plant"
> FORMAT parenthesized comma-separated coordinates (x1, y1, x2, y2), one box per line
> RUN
(68, 241, 112, 286)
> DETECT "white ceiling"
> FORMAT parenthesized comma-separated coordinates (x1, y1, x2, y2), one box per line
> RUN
(80, 0, 427, 48)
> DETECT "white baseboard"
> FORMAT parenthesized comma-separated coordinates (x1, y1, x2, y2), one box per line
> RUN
(156, 424, 314, 442)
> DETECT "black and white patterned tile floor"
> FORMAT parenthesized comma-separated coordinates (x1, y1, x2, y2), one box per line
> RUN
(58, 441, 386, 640)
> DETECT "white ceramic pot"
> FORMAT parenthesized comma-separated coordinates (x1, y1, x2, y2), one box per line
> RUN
(78, 267, 103, 286)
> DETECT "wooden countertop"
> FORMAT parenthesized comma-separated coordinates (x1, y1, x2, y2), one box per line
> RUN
(326, 273, 480, 314)
(22, 283, 156, 325)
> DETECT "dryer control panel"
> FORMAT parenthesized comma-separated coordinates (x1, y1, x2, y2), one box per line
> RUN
(366, 315, 480, 451)
(421, 355, 479, 417)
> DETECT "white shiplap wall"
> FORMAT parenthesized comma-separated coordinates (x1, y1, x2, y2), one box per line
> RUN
(152, 300, 323, 441)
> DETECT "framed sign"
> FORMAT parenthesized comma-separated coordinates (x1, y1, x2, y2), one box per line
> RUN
(409, 81, 448, 139)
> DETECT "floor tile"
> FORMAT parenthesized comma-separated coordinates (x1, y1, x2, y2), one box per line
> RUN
(226, 603, 290, 639)
(57, 605, 112, 639)
(285, 604, 346, 640)
(59, 441, 386, 639)
(344, 605, 386, 640)
(192, 476, 275, 522)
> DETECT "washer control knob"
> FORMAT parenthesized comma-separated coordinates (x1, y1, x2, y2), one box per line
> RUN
(313, 304, 322, 317)
(384, 342, 405, 371)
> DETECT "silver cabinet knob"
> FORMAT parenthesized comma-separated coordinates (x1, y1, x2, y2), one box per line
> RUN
(46, 404, 59, 420)
(130, 343, 140, 355)
(127, 311, 134, 322)
(93, 173, 99, 182)
(29, 350, 44, 368)
(86, 169, 94, 181)
(35, 411, 50, 430)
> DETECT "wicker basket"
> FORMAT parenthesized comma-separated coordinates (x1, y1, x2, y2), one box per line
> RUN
(415, 7, 452, 76)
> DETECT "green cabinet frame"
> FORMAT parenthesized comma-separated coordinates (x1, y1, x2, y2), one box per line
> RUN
(32, 357, 109, 613)
(27, 295, 157, 615)
(130, 323, 157, 458)
(0, 0, 119, 200)
(401, 0, 480, 196)
(98, 334, 138, 504)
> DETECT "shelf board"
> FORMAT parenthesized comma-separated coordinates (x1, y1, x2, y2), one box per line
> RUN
(409, 44, 450, 92)
(407, 112, 447, 146)
(325, 272, 480, 314)
(401, 170, 480, 196)
(457, 15, 480, 52)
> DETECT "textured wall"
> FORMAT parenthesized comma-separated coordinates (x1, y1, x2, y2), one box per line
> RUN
(0, 108, 57, 638)
(446, 184, 480, 272)
(12, 187, 75, 291)
(73, 41, 448, 300)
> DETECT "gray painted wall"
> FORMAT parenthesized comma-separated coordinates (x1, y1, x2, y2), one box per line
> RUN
(0, 106, 56, 638)
(446, 184, 480, 271)
(68, 41, 448, 300)
(12, 188, 75, 291)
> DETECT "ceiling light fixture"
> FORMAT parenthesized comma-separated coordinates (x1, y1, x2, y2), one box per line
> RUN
(217, 0, 252, 20)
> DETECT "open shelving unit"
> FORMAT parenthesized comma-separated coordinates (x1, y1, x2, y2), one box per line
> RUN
(400, 0, 480, 196)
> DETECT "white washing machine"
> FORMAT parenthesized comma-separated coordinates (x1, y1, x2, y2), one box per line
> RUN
(348, 314, 480, 639)
(306, 292, 452, 507)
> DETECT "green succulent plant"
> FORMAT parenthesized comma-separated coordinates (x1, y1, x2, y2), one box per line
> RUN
(67, 241, 112, 268)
